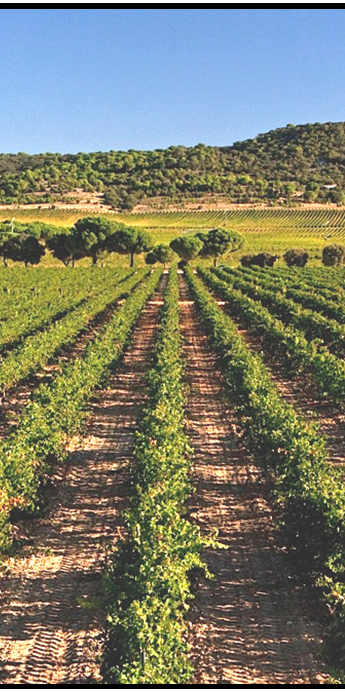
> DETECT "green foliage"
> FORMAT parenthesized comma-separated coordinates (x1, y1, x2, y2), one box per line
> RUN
(0, 268, 162, 551)
(0, 269, 141, 394)
(169, 234, 203, 263)
(103, 268, 212, 685)
(1, 122, 345, 205)
(185, 265, 345, 661)
(239, 252, 278, 268)
(196, 227, 244, 265)
(187, 270, 345, 631)
(145, 244, 175, 267)
(46, 231, 82, 266)
(202, 266, 345, 405)
(216, 265, 345, 358)
(283, 248, 309, 267)
(240, 253, 255, 267)
(109, 227, 153, 267)
(322, 244, 345, 267)
(0, 233, 45, 267)
(73, 216, 124, 265)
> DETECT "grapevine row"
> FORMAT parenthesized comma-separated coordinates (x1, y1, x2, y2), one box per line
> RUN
(0, 268, 162, 550)
(103, 267, 210, 685)
(0, 269, 127, 353)
(0, 269, 144, 394)
(224, 265, 345, 317)
(185, 266, 345, 655)
(198, 267, 345, 406)
(213, 267, 345, 357)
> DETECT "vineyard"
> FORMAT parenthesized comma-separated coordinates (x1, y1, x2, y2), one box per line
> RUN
(3, 206, 345, 256)
(2, 255, 345, 684)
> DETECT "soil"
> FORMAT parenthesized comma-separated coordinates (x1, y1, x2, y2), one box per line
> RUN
(0, 278, 165, 685)
(179, 275, 329, 685)
(0, 273, 334, 685)
(0, 291, 132, 439)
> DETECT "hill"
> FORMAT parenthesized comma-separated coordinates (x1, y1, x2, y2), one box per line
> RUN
(1, 121, 345, 209)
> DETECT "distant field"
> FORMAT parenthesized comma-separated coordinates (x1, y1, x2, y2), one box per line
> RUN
(2, 206, 345, 260)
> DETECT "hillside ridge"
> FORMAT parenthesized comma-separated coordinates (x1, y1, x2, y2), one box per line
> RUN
(1, 121, 345, 209)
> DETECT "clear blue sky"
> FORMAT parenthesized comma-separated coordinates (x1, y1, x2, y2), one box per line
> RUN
(0, 8, 344, 154)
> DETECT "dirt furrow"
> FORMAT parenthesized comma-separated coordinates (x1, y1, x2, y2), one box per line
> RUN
(0, 287, 136, 440)
(234, 322, 345, 466)
(208, 290, 345, 464)
(0, 278, 165, 686)
(179, 277, 328, 686)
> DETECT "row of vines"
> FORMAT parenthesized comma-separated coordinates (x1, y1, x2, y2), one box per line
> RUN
(188, 263, 345, 672)
(2, 259, 345, 681)
(4, 205, 345, 231)
(102, 261, 345, 681)
(0, 267, 162, 549)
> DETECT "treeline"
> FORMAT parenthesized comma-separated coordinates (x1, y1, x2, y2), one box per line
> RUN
(2, 218, 345, 270)
(0, 218, 154, 268)
(1, 121, 345, 207)
(0, 219, 245, 268)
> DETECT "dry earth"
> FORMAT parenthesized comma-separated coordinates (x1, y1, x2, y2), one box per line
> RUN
(0, 279, 164, 685)
(179, 276, 329, 685)
(0, 273, 333, 686)
(0, 196, 342, 215)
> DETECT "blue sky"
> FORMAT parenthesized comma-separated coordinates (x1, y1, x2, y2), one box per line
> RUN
(0, 8, 344, 154)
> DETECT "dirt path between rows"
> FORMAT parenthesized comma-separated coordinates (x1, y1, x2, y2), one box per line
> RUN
(207, 280, 345, 466)
(0, 278, 164, 686)
(0, 277, 136, 440)
(0, 273, 333, 686)
(179, 276, 329, 685)
(237, 326, 345, 466)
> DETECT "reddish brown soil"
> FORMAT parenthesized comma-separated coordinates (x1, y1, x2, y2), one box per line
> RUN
(0, 293, 132, 439)
(0, 273, 333, 685)
(232, 315, 345, 466)
(0, 280, 164, 685)
(179, 276, 328, 685)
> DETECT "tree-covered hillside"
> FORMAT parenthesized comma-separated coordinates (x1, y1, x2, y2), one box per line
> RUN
(1, 121, 345, 208)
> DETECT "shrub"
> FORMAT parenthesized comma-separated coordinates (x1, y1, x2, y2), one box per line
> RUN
(240, 252, 278, 268)
(283, 248, 309, 267)
(240, 254, 255, 267)
(322, 244, 345, 266)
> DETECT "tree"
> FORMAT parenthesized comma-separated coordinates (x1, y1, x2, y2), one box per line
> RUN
(47, 232, 83, 267)
(118, 192, 143, 211)
(108, 227, 153, 267)
(169, 234, 203, 264)
(0, 232, 20, 267)
(196, 227, 244, 266)
(241, 252, 278, 268)
(103, 186, 123, 209)
(283, 248, 309, 267)
(240, 254, 255, 267)
(73, 216, 123, 265)
(145, 244, 175, 269)
(322, 243, 345, 266)
(0, 233, 45, 267)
